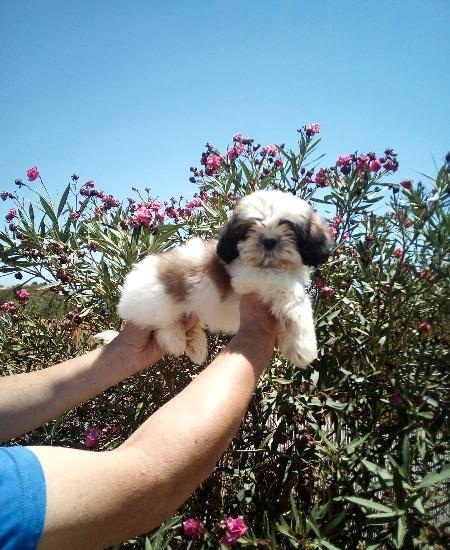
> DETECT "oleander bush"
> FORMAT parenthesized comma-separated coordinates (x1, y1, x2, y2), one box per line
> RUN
(1, 126, 449, 549)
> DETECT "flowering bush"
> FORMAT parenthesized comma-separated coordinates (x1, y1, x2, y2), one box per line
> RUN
(1, 126, 449, 549)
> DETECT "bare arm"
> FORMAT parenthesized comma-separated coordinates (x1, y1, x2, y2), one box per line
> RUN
(34, 295, 277, 550)
(0, 320, 196, 442)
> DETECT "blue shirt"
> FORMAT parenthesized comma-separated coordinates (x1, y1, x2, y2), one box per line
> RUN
(0, 446, 46, 550)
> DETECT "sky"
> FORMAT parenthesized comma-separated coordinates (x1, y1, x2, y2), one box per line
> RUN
(0, 1, 449, 223)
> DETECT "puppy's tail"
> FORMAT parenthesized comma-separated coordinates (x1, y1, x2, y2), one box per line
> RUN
(93, 330, 119, 345)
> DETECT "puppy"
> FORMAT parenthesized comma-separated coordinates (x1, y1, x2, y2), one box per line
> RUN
(96, 190, 331, 368)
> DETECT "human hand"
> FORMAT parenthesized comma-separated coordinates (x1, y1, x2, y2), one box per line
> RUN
(106, 315, 199, 376)
(238, 294, 278, 341)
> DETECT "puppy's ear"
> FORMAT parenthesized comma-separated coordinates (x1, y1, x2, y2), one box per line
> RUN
(216, 215, 252, 264)
(291, 212, 332, 267)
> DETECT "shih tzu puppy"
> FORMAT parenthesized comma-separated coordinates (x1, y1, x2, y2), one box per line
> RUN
(96, 190, 331, 368)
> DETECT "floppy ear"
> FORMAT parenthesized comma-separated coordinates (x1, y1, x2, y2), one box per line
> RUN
(216, 215, 252, 264)
(291, 212, 332, 267)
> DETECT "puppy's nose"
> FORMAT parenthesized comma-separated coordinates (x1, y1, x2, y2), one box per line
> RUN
(262, 238, 277, 250)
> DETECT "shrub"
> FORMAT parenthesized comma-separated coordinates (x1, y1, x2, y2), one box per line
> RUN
(1, 127, 449, 549)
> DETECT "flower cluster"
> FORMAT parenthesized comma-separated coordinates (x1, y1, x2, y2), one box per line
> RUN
(16, 289, 29, 302)
(219, 516, 248, 546)
(84, 426, 101, 449)
(5, 208, 17, 221)
(183, 518, 204, 539)
(26, 166, 40, 181)
(335, 150, 398, 176)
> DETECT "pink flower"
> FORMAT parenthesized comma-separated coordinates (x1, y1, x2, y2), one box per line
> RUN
(69, 211, 81, 220)
(186, 200, 202, 209)
(306, 123, 320, 137)
(383, 159, 395, 171)
(219, 516, 248, 546)
(315, 278, 326, 290)
(206, 155, 223, 169)
(400, 179, 413, 190)
(266, 144, 278, 157)
(274, 158, 283, 168)
(85, 180, 95, 188)
(336, 154, 352, 167)
(84, 427, 101, 449)
(419, 322, 431, 332)
(233, 133, 243, 142)
(16, 289, 29, 301)
(1, 301, 17, 314)
(228, 144, 244, 161)
(356, 154, 370, 173)
(393, 247, 404, 258)
(319, 286, 333, 298)
(148, 199, 162, 212)
(389, 392, 403, 406)
(403, 219, 413, 228)
(369, 159, 381, 172)
(101, 195, 121, 209)
(332, 215, 343, 226)
(328, 226, 338, 239)
(132, 206, 152, 226)
(314, 167, 328, 187)
(183, 518, 204, 539)
(26, 166, 40, 181)
(5, 208, 17, 221)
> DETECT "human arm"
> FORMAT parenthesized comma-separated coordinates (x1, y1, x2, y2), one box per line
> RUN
(0, 320, 196, 442)
(34, 294, 277, 550)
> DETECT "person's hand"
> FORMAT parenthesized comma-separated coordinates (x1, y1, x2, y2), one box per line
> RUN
(238, 294, 278, 341)
(106, 315, 199, 376)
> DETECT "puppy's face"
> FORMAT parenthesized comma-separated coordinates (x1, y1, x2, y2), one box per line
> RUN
(217, 190, 332, 270)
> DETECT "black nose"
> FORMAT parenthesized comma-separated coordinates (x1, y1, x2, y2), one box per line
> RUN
(262, 238, 277, 250)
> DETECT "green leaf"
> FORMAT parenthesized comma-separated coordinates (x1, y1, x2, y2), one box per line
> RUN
(321, 541, 343, 550)
(28, 203, 35, 227)
(362, 460, 392, 481)
(345, 433, 370, 454)
(344, 496, 393, 513)
(418, 463, 450, 488)
(306, 517, 321, 538)
(40, 196, 59, 229)
(396, 516, 406, 548)
(57, 184, 71, 217)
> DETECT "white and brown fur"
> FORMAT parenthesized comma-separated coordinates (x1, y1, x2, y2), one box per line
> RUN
(96, 190, 332, 368)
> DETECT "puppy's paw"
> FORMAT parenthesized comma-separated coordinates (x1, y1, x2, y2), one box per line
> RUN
(185, 325, 208, 365)
(278, 331, 317, 369)
(93, 330, 119, 345)
(155, 325, 186, 357)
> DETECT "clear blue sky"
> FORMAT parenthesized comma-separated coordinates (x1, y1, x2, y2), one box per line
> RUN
(0, 0, 449, 205)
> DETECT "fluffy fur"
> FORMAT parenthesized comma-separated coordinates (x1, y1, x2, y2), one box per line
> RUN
(96, 190, 332, 368)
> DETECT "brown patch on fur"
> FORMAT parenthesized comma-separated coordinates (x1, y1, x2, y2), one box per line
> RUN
(157, 250, 193, 302)
(203, 241, 232, 299)
(157, 241, 232, 303)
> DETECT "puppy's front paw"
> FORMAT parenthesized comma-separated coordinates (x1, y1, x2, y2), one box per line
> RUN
(185, 324, 208, 365)
(155, 325, 186, 357)
(278, 330, 317, 369)
(93, 330, 119, 345)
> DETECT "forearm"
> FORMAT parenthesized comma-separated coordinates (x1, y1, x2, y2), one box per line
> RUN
(35, 328, 275, 549)
(0, 343, 137, 442)
(118, 329, 275, 524)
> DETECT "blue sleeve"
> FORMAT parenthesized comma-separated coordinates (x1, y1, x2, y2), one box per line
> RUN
(0, 446, 46, 550)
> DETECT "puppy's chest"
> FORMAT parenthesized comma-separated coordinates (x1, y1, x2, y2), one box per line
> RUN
(189, 281, 241, 333)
